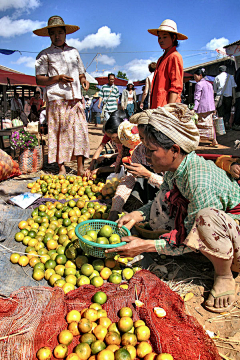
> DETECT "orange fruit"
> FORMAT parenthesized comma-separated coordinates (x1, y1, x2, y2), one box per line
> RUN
(18, 255, 29, 266)
(47, 239, 58, 250)
(135, 326, 150, 341)
(33, 269, 45, 281)
(89, 303, 102, 311)
(93, 291, 107, 304)
(118, 317, 133, 333)
(123, 346, 136, 360)
(134, 320, 145, 328)
(108, 323, 120, 334)
(27, 250, 38, 260)
(98, 317, 112, 329)
(104, 258, 116, 269)
(58, 329, 73, 345)
(44, 269, 55, 281)
(62, 283, 75, 294)
(97, 349, 114, 360)
(74, 343, 91, 360)
(91, 276, 104, 288)
(100, 267, 112, 280)
(36, 346, 52, 360)
(121, 333, 137, 346)
(83, 308, 98, 322)
(68, 321, 80, 336)
(144, 353, 158, 360)
(29, 257, 40, 267)
(156, 355, 173, 360)
(66, 354, 80, 360)
(104, 331, 121, 346)
(78, 318, 92, 333)
(65, 275, 77, 286)
(40, 254, 51, 264)
(10, 253, 20, 264)
(106, 345, 120, 353)
(119, 307, 132, 318)
(114, 348, 131, 360)
(91, 340, 106, 355)
(49, 273, 61, 286)
(15, 232, 24, 242)
(137, 342, 152, 358)
(66, 310, 81, 323)
(81, 263, 94, 276)
(80, 333, 96, 345)
(93, 324, 108, 340)
(18, 220, 28, 230)
(54, 344, 68, 359)
(97, 310, 108, 319)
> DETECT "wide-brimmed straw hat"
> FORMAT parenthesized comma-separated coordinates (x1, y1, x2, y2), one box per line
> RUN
(148, 19, 188, 40)
(33, 15, 79, 37)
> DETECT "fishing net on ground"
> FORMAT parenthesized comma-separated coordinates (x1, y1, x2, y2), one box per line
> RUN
(0, 270, 220, 360)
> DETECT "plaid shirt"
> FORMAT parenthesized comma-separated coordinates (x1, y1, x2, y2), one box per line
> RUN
(139, 151, 240, 253)
(111, 143, 163, 212)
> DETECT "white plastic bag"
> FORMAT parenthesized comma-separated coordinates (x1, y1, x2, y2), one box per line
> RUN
(106, 165, 126, 181)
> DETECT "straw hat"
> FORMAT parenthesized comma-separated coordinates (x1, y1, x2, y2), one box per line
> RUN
(148, 19, 188, 40)
(33, 15, 79, 37)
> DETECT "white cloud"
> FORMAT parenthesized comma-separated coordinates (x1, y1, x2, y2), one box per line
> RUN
(123, 58, 157, 81)
(0, 0, 40, 11)
(67, 26, 121, 51)
(206, 37, 229, 50)
(12, 56, 36, 68)
(90, 70, 113, 78)
(97, 54, 116, 66)
(0, 16, 45, 37)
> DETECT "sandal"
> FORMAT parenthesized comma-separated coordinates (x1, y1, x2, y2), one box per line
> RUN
(204, 284, 239, 313)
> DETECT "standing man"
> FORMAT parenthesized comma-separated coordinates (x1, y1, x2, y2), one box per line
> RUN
(213, 65, 236, 129)
(98, 73, 119, 123)
(11, 93, 23, 120)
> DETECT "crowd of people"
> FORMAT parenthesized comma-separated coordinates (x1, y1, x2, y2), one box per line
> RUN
(31, 15, 240, 314)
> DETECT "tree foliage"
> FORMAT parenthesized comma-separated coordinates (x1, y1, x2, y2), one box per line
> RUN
(117, 71, 128, 80)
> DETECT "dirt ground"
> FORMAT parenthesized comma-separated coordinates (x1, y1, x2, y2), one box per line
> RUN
(2, 124, 240, 359)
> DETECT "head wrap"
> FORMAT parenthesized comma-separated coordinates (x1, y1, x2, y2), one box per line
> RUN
(148, 103, 200, 153)
(129, 110, 154, 125)
(219, 65, 227, 72)
(117, 120, 141, 149)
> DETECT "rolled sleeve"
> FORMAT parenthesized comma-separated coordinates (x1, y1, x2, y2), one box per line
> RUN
(168, 54, 183, 94)
(35, 52, 48, 75)
(148, 173, 164, 188)
(111, 174, 136, 212)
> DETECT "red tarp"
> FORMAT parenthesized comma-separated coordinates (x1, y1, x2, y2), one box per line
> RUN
(96, 73, 193, 87)
(0, 69, 37, 86)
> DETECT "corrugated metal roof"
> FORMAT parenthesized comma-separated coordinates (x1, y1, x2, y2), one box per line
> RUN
(0, 65, 24, 74)
(184, 57, 234, 71)
(224, 40, 240, 48)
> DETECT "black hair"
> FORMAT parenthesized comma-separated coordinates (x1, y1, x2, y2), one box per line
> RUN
(145, 124, 187, 155)
(194, 68, 206, 77)
(127, 84, 135, 91)
(48, 26, 66, 35)
(35, 91, 40, 94)
(170, 33, 179, 47)
(31, 104, 38, 115)
(104, 110, 127, 134)
(108, 73, 115, 80)
(148, 62, 157, 73)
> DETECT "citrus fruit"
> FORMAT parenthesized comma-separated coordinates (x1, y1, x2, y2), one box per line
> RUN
(118, 317, 133, 333)
(65, 275, 77, 286)
(56, 254, 67, 265)
(49, 273, 61, 286)
(93, 324, 108, 340)
(66, 310, 81, 323)
(18, 255, 29, 266)
(120, 284, 128, 290)
(10, 253, 20, 264)
(81, 263, 94, 276)
(137, 342, 152, 358)
(121, 333, 137, 346)
(134, 320, 145, 328)
(18, 220, 28, 230)
(54, 344, 68, 359)
(122, 268, 134, 281)
(56, 246, 65, 255)
(96, 237, 109, 245)
(108, 323, 120, 334)
(65, 260, 76, 268)
(97, 310, 108, 319)
(66, 354, 80, 360)
(55, 265, 65, 276)
(97, 349, 114, 360)
(58, 329, 73, 345)
(15, 232, 24, 242)
(75, 255, 88, 268)
(109, 234, 121, 244)
(77, 275, 90, 287)
(89, 270, 100, 280)
(33, 269, 45, 281)
(80, 333, 96, 345)
(78, 318, 92, 333)
(98, 225, 113, 238)
(83, 235, 95, 242)
(114, 348, 131, 360)
(29, 257, 40, 267)
(83, 308, 98, 322)
(109, 273, 122, 284)
(46, 239, 58, 250)
(100, 267, 112, 280)
(119, 307, 133, 318)
(62, 282, 75, 294)
(44, 269, 55, 281)
(45, 259, 56, 269)
(92, 259, 105, 271)
(36, 346, 52, 360)
(98, 317, 112, 329)
(65, 267, 77, 276)
(68, 321, 80, 336)
(93, 291, 107, 306)
(135, 325, 150, 341)
(40, 254, 51, 264)
(86, 230, 98, 241)
(144, 353, 158, 360)
(54, 279, 66, 288)
(105, 331, 121, 346)
(89, 303, 102, 310)
(106, 345, 120, 353)
(91, 276, 104, 288)
(156, 354, 173, 360)
(91, 340, 106, 355)
(34, 262, 45, 271)
(104, 258, 116, 269)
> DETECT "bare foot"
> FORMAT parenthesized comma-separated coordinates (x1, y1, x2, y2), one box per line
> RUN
(58, 164, 66, 176)
(77, 169, 84, 176)
(205, 275, 236, 309)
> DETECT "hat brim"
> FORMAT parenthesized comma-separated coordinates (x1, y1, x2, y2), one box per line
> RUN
(33, 24, 80, 37)
(148, 28, 188, 40)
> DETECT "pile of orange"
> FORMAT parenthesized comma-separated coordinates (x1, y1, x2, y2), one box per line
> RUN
(10, 201, 141, 293)
(36, 303, 174, 360)
(27, 174, 119, 202)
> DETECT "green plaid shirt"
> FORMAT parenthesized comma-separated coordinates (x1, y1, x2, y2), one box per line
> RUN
(139, 152, 240, 254)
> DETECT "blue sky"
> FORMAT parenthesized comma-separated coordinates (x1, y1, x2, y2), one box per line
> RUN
(0, 0, 239, 81)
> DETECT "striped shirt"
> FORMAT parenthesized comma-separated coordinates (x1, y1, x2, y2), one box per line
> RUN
(99, 84, 119, 112)
(138, 151, 240, 251)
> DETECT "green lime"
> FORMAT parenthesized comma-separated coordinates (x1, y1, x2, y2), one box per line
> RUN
(45, 259, 57, 269)
(93, 291, 107, 305)
(56, 254, 67, 265)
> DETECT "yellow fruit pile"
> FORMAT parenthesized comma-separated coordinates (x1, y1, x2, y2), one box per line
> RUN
(36, 304, 174, 360)
(27, 174, 119, 201)
(10, 201, 141, 293)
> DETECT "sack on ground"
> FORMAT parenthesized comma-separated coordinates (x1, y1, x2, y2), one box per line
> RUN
(196, 113, 215, 141)
(18, 145, 43, 174)
(0, 149, 21, 181)
(213, 116, 226, 135)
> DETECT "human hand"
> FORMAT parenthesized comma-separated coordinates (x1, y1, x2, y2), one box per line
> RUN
(105, 236, 154, 257)
(81, 79, 89, 91)
(140, 103, 143, 110)
(124, 163, 151, 179)
(108, 211, 120, 222)
(117, 211, 143, 230)
(230, 164, 240, 179)
(59, 75, 74, 84)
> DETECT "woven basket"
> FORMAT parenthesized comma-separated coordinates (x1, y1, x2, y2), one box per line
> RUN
(18, 145, 43, 174)
(135, 222, 168, 240)
(75, 219, 130, 258)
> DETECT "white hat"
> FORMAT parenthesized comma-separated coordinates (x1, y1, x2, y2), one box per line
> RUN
(127, 80, 134, 85)
(148, 19, 188, 40)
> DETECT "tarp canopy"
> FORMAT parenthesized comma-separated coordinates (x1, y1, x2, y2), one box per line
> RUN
(0, 69, 37, 86)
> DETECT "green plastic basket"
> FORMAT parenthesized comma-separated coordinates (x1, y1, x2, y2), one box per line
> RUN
(75, 219, 130, 258)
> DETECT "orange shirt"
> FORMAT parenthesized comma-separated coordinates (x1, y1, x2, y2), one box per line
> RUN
(150, 46, 183, 109)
